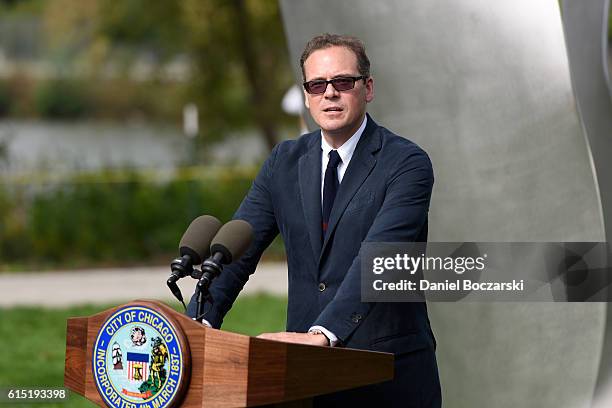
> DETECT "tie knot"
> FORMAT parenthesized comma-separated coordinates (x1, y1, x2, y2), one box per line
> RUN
(327, 150, 341, 169)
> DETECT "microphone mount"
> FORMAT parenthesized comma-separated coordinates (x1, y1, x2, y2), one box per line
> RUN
(169, 255, 194, 281)
(167, 254, 202, 309)
(194, 252, 225, 323)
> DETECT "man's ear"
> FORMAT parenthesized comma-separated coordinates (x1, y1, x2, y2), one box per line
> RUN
(365, 76, 375, 103)
(303, 90, 310, 109)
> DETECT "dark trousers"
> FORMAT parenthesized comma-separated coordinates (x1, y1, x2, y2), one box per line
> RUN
(313, 348, 441, 408)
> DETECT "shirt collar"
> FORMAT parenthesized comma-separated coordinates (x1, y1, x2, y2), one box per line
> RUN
(321, 115, 368, 164)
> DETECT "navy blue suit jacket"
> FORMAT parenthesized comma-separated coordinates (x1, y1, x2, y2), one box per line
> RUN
(187, 115, 436, 356)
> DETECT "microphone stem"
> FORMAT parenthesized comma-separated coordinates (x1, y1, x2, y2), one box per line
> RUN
(194, 252, 225, 323)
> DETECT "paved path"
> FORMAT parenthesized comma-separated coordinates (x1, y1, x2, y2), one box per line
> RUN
(0, 262, 288, 308)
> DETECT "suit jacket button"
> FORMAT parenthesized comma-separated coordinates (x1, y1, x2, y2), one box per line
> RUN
(351, 313, 362, 323)
(318, 282, 326, 292)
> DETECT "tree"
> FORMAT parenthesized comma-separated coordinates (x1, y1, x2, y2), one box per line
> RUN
(182, 0, 294, 149)
(44, 0, 294, 150)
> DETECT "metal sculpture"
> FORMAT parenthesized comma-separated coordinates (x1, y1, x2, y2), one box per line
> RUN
(280, 1, 612, 406)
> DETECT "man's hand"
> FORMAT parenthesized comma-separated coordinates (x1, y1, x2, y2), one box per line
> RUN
(256, 332, 329, 346)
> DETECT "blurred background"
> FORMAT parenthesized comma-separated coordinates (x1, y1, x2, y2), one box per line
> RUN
(0, 1, 297, 406)
(0, 0, 300, 271)
(1, 0, 612, 407)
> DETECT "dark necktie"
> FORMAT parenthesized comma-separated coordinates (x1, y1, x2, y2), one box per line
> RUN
(322, 150, 342, 235)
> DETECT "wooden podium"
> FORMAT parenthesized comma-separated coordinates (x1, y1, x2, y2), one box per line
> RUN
(64, 300, 394, 407)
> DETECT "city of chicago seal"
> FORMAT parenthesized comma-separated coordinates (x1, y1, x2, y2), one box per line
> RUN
(92, 305, 186, 408)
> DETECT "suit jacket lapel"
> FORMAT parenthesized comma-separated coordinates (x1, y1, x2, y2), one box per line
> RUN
(298, 132, 323, 262)
(319, 116, 381, 266)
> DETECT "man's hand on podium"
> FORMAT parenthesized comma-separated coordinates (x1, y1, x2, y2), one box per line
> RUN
(256, 332, 329, 346)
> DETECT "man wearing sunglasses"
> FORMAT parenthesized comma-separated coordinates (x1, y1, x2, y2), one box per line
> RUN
(187, 33, 440, 407)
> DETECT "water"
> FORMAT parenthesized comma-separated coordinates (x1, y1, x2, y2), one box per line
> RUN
(0, 120, 187, 172)
(0, 120, 272, 173)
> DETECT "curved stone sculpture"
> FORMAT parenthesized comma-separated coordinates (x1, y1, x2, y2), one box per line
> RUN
(280, 0, 611, 406)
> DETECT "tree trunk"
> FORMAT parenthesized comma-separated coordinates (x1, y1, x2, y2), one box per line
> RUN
(231, 0, 279, 152)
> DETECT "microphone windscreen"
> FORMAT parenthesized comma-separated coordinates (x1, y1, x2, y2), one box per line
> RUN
(179, 215, 222, 264)
(210, 220, 254, 264)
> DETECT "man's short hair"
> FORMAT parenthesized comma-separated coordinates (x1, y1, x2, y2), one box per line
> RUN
(300, 33, 371, 81)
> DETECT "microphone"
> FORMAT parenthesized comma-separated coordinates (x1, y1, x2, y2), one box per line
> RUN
(194, 219, 254, 322)
(167, 215, 222, 305)
(201, 219, 254, 284)
(210, 219, 254, 265)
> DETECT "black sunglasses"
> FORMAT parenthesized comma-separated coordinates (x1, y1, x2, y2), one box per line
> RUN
(303, 76, 367, 94)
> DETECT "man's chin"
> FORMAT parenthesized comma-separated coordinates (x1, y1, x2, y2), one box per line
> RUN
(318, 119, 348, 134)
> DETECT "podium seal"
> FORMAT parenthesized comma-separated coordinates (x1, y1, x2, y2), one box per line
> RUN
(92, 304, 188, 408)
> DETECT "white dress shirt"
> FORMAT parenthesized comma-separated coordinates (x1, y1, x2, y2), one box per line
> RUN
(320, 115, 368, 203)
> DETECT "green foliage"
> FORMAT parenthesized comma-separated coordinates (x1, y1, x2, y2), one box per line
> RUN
(1, 75, 182, 121)
(34, 80, 91, 119)
(182, 0, 295, 147)
(0, 294, 286, 407)
(0, 81, 10, 117)
(0, 74, 38, 117)
(2, 0, 296, 148)
(0, 168, 261, 268)
(0, 188, 30, 261)
(98, 0, 186, 58)
(88, 78, 184, 121)
(91, 0, 297, 146)
(0, 0, 45, 15)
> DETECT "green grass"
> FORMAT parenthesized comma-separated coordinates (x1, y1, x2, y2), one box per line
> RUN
(0, 294, 287, 407)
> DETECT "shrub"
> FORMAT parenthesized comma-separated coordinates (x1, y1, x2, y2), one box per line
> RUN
(0, 187, 31, 261)
(34, 79, 91, 118)
(0, 167, 284, 269)
(0, 81, 10, 117)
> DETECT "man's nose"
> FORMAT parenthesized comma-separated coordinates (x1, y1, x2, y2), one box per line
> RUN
(323, 82, 340, 98)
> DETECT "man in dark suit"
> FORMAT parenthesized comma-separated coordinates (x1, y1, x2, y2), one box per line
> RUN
(187, 33, 441, 407)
